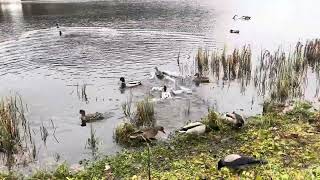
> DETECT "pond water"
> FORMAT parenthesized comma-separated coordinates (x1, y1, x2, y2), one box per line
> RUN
(0, 0, 320, 172)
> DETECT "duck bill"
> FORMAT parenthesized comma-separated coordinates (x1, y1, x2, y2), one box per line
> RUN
(161, 130, 166, 134)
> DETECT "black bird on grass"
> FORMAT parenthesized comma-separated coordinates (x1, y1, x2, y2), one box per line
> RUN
(218, 154, 267, 171)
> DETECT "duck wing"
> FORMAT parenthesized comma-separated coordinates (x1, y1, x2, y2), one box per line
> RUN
(226, 156, 267, 169)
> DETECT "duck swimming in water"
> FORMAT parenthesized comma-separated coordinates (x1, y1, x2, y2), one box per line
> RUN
(155, 67, 165, 79)
(161, 85, 172, 99)
(79, 110, 104, 126)
(193, 73, 210, 85)
(230, 30, 240, 34)
(130, 126, 166, 141)
(119, 77, 142, 89)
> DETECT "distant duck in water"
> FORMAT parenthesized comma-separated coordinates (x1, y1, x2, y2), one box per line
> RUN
(79, 110, 104, 127)
(59, 30, 62, 36)
(119, 77, 142, 89)
(233, 15, 251, 21)
(56, 23, 59, 28)
(179, 122, 210, 135)
(155, 67, 165, 79)
(223, 112, 245, 128)
(161, 85, 172, 99)
(193, 73, 210, 86)
(230, 30, 240, 34)
(218, 154, 267, 171)
(130, 126, 166, 141)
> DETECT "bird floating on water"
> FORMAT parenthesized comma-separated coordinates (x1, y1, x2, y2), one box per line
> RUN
(155, 67, 165, 79)
(218, 154, 267, 171)
(230, 30, 240, 34)
(119, 77, 142, 89)
(130, 126, 166, 141)
(79, 110, 104, 127)
(233, 15, 251, 20)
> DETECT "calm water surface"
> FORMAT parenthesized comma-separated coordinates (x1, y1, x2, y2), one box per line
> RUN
(0, 0, 320, 171)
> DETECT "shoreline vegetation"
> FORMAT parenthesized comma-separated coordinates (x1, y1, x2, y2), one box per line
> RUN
(1, 100, 320, 179)
(1, 39, 320, 179)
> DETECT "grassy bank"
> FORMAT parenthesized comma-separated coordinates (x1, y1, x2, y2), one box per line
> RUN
(2, 101, 320, 179)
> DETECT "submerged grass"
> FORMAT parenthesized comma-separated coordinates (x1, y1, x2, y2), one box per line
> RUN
(0, 95, 35, 171)
(6, 101, 319, 179)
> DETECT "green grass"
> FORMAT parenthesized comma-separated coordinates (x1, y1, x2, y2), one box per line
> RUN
(3, 101, 320, 179)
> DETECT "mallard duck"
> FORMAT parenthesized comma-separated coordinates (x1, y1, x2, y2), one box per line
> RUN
(79, 110, 104, 126)
(130, 126, 166, 141)
(223, 112, 245, 128)
(193, 73, 210, 85)
(179, 122, 210, 135)
(230, 30, 240, 34)
(161, 85, 172, 99)
(119, 77, 142, 89)
(155, 67, 165, 79)
(218, 154, 267, 171)
(241, 16, 251, 20)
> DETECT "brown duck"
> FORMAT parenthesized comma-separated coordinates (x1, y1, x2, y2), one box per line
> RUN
(130, 126, 166, 141)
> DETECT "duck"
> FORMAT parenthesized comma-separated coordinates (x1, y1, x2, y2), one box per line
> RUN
(155, 67, 165, 79)
(130, 126, 166, 141)
(218, 154, 267, 171)
(161, 85, 172, 99)
(241, 16, 251, 20)
(79, 110, 104, 126)
(193, 73, 210, 85)
(223, 112, 245, 128)
(230, 30, 240, 34)
(119, 77, 142, 89)
(179, 122, 210, 135)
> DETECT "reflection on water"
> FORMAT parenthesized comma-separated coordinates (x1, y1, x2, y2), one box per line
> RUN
(0, 0, 320, 171)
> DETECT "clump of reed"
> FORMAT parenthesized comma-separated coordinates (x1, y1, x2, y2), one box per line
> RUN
(202, 110, 223, 131)
(133, 98, 155, 127)
(114, 122, 136, 145)
(209, 45, 252, 91)
(0, 96, 35, 171)
(86, 124, 99, 160)
(195, 48, 210, 76)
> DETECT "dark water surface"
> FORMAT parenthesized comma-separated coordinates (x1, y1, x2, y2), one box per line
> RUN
(1, 0, 320, 171)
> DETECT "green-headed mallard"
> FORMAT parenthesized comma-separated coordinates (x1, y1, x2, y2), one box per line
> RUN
(120, 77, 142, 89)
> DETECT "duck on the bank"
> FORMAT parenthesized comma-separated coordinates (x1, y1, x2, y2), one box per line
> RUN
(193, 73, 210, 85)
(218, 154, 267, 171)
(161, 85, 172, 99)
(119, 77, 142, 89)
(79, 110, 104, 126)
(223, 112, 245, 128)
(130, 126, 166, 141)
(179, 122, 209, 135)
(230, 30, 240, 34)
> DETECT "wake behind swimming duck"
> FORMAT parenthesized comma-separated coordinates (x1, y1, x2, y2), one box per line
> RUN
(79, 110, 104, 126)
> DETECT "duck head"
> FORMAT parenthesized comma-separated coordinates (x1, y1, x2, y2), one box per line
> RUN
(154, 67, 159, 72)
(119, 77, 126, 89)
(156, 126, 166, 134)
(120, 77, 125, 83)
(163, 85, 167, 92)
(217, 160, 225, 170)
(79, 109, 86, 116)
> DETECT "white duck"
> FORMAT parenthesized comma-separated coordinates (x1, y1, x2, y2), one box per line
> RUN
(178, 122, 208, 135)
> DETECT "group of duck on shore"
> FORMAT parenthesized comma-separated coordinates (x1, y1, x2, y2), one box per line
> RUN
(77, 67, 267, 172)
